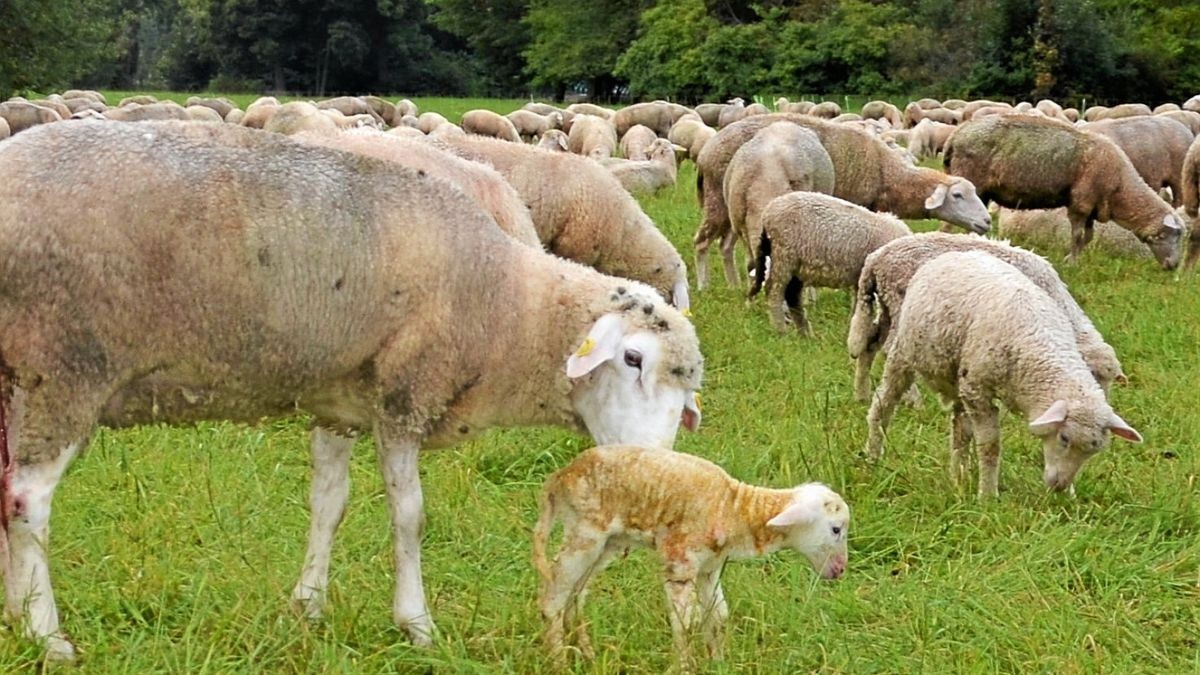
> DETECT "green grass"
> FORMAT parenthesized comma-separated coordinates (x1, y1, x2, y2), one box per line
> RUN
(3, 99, 1200, 673)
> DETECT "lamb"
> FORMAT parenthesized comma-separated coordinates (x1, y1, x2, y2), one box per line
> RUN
(907, 118, 956, 159)
(0, 100, 62, 134)
(864, 251, 1141, 498)
(185, 105, 225, 123)
(959, 100, 1011, 122)
(692, 113, 992, 289)
(718, 98, 746, 128)
(1176, 135, 1200, 268)
(537, 129, 570, 152)
(62, 97, 106, 114)
(1084, 115, 1194, 206)
(461, 109, 522, 142)
(847, 232, 1126, 407)
(1092, 103, 1152, 121)
(904, 103, 961, 127)
(27, 98, 71, 120)
(224, 108, 245, 124)
(395, 98, 419, 118)
(186, 96, 236, 119)
(429, 122, 466, 140)
(668, 116, 716, 162)
(0, 120, 704, 660)
(619, 123, 658, 160)
(1035, 99, 1064, 118)
(743, 102, 770, 119)
(523, 101, 564, 116)
(362, 95, 397, 125)
(534, 446, 847, 668)
(612, 100, 692, 138)
(61, 89, 106, 104)
(567, 113, 618, 159)
(104, 102, 193, 122)
(0, 117, 9, 140)
(438, 133, 692, 310)
(118, 94, 158, 106)
(565, 102, 614, 120)
(723, 123, 836, 283)
(601, 138, 680, 195)
(750, 192, 911, 334)
(943, 114, 1184, 268)
(1185, 95, 1200, 113)
(262, 101, 339, 135)
(861, 100, 902, 128)
(1157, 109, 1200, 136)
(316, 96, 385, 125)
(294, 130, 542, 248)
(507, 109, 563, 142)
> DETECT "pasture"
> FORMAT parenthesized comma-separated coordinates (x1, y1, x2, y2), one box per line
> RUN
(0, 95, 1198, 673)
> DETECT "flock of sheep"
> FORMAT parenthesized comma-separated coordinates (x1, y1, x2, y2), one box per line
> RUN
(0, 87, 1197, 667)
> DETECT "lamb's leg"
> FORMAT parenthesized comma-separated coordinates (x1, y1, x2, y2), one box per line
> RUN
(962, 394, 1002, 498)
(292, 427, 356, 619)
(539, 531, 606, 666)
(1187, 227, 1200, 270)
(853, 351, 875, 403)
(764, 269, 790, 333)
(374, 424, 434, 646)
(696, 566, 728, 660)
(866, 361, 915, 460)
(662, 560, 699, 670)
(948, 404, 973, 490)
(720, 229, 741, 288)
(785, 277, 811, 336)
(693, 211, 728, 291)
(564, 540, 623, 660)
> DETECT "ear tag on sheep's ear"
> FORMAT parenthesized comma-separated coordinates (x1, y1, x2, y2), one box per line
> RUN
(566, 313, 625, 378)
(575, 338, 596, 357)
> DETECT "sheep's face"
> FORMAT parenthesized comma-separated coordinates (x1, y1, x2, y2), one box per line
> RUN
(769, 483, 849, 580)
(567, 291, 703, 449)
(1030, 399, 1142, 491)
(926, 178, 993, 234)
(1145, 212, 1183, 270)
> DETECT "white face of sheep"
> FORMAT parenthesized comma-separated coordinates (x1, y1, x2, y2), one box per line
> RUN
(1029, 399, 1143, 491)
(925, 177, 993, 234)
(566, 313, 701, 450)
(1144, 212, 1184, 270)
(768, 483, 849, 580)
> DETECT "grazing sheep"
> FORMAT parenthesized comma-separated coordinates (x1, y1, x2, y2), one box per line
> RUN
(537, 129, 570, 152)
(118, 94, 157, 106)
(395, 114, 421, 129)
(461, 109, 522, 143)
(601, 138, 680, 195)
(750, 192, 911, 333)
(1156, 109, 1200, 136)
(904, 103, 961, 127)
(694, 102, 725, 126)
(1015, 101, 1034, 113)
(914, 98, 942, 110)
(668, 117, 716, 162)
(185, 105, 225, 123)
(104, 102, 192, 122)
(417, 111, 450, 134)
(567, 114, 618, 159)
(1082, 105, 1109, 122)
(808, 101, 842, 119)
(28, 99, 71, 120)
(62, 97, 106, 114)
(0, 117, 9, 140)
(0, 100, 62, 134)
(0, 121, 704, 660)
(942, 99, 968, 110)
(847, 232, 1125, 406)
(1093, 103, 1152, 120)
(996, 207, 1161, 261)
(507, 109, 563, 142)
(907, 119, 956, 159)
(239, 96, 279, 128)
(429, 122, 466, 140)
(1183, 135, 1200, 267)
(316, 96, 382, 124)
(1184, 95, 1200, 113)
(693, 114, 992, 289)
(523, 101, 563, 116)
(1036, 99, 1064, 118)
(1154, 103, 1181, 114)
(225, 108, 245, 124)
(1062, 107, 1080, 123)
(723, 123, 836, 281)
(864, 251, 1141, 498)
(388, 126, 426, 138)
(613, 101, 691, 138)
(362, 95, 397, 125)
(439, 134, 692, 310)
(861, 100, 903, 128)
(534, 446, 847, 667)
(321, 110, 386, 131)
(61, 89, 106, 104)
(959, 100, 1011, 122)
(743, 102, 770, 119)
(565, 103, 614, 120)
(833, 113, 863, 123)
(263, 101, 338, 135)
(395, 98, 418, 118)
(944, 114, 1184, 268)
(1085, 115, 1193, 206)
(295, 130, 542, 248)
(186, 96, 236, 119)
(775, 97, 814, 115)
(619, 124, 657, 160)
(718, 98, 746, 129)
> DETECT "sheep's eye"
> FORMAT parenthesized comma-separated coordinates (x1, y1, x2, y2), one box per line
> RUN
(1059, 433, 1070, 445)
(953, 192, 963, 200)
(832, 526, 842, 536)
(624, 350, 643, 369)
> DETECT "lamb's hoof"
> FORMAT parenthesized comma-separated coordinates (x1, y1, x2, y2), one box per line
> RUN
(402, 619, 436, 648)
(45, 635, 77, 663)
(291, 587, 326, 620)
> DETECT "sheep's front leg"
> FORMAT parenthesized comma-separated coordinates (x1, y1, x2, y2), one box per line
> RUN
(696, 565, 728, 660)
(865, 362, 915, 460)
(948, 404, 973, 490)
(662, 558, 700, 670)
(292, 427, 356, 619)
(1065, 211, 1094, 265)
(962, 396, 1002, 499)
(720, 229, 741, 288)
(374, 424, 434, 646)
(853, 351, 875, 403)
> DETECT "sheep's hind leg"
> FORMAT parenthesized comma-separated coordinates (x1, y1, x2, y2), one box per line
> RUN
(719, 229, 741, 288)
(962, 393, 1002, 498)
(948, 404, 974, 490)
(662, 559, 700, 671)
(564, 539, 624, 660)
(1065, 212, 1094, 265)
(785, 278, 811, 336)
(291, 427, 356, 619)
(696, 565, 728, 660)
(865, 362, 915, 460)
(539, 531, 607, 666)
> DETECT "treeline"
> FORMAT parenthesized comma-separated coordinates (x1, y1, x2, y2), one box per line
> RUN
(3, 0, 1199, 104)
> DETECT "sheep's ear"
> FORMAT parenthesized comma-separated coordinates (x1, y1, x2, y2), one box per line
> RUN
(1108, 414, 1143, 443)
(672, 279, 691, 315)
(924, 183, 948, 210)
(767, 499, 815, 528)
(1028, 400, 1069, 436)
(554, 133, 569, 152)
(681, 392, 701, 432)
(1163, 212, 1183, 232)
(566, 313, 624, 378)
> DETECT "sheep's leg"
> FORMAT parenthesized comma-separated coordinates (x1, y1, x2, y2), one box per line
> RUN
(692, 218, 726, 291)
(374, 424, 434, 646)
(696, 566, 728, 660)
(948, 404, 974, 490)
(853, 351, 875, 403)
(962, 396, 1002, 498)
(564, 541, 624, 660)
(866, 362, 915, 460)
(539, 532, 606, 665)
(291, 427, 356, 619)
(785, 278, 811, 336)
(1186, 227, 1200, 270)
(901, 383, 924, 409)
(1065, 211, 1093, 265)
(662, 560, 699, 670)
(720, 229, 741, 288)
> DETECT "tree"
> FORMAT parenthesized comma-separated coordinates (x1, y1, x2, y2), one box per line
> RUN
(0, 0, 116, 98)
(523, 0, 649, 100)
(428, 0, 530, 95)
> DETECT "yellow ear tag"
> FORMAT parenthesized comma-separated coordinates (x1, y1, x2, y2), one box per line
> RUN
(575, 337, 596, 357)
(693, 393, 702, 411)
(682, 308, 693, 318)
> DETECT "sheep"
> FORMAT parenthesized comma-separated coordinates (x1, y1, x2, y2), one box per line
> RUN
(861, 100, 902, 128)
(1173, 135, 1200, 268)
(694, 102, 725, 126)
(723, 123, 836, 284)
(943, 114, 1184, 269)
(429, 122, 466, 140)
(996, 207, 1161, 261)
(537, 129, 570, 152)
(62, 97, 106, 114)
(396, 114, 421, 129)
(185, 105, 225, 123)
(847, 232, 1126, 407)
(0, 117, 9, 140)
(833, 113, 863, 123)
(1082, 105, 1109, 122)
(601, 138, 680, 195)
(668, 117, 716, 162)
(362, 95, 398, 125)
(959, 100, 1011, 122)
(1154, 103, 1181, 114)
(864, 251, 1142, 498)
(619, 123, 657, 160)
(718, 98, 748, 129)
(692, 113, 993, 289)
(1157, 109, 1200, 136)
(186, 96, 236, 119)
(104, 102, 191, 122)
(775, 97, 814, 115)
(294, 130, 542, 248)
(438, 133, 692, 310)
(316, 96, 384, 125)
(523, 101, 563, 116)
(743, 102, 770, 119)
(417, 111, 450, 134)
(1062, 107, 1080, 122)
(914, 98, 941, 110)
(262, 101, 338, 135)
(1015, 101, 1034, 113)
(613, 101, 692, 138)
(321, 109, 386, 131)
(808, 101, 842, 119)
(904, 103, 962, 127)
(1185, 95, 1200, 113)
(239, 96, 280, 128)
(0, 100, 62, 134)
(395, 98, 418, 118)
(507, 109, 563, 142)
(61, 89, 106, 104)
(750, 192, 911, 334)
(388, 125, 426, 138)
(225, 108, 245, 124)
(0, 120, 704, 660)
(567, 113, 618, 159)
(942, 98, 968, 110)
(908, 118, 956, 160)
(461, 109, 522, 142)
(1093, 103, 1152, 120)
(565, 102, 614, 120)
(1084, 115, 1193, 206)
(1036, 99, 1064, 118)
(118, 94, 158, 106)
(534, 445, 847, 668)
(28, 98, 71, 120)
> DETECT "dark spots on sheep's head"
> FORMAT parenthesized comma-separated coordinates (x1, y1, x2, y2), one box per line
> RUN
(670, 367, 686, 377)
(610, 294, 619, 301)
(257, 247, 271, 267)
(616, 287, 627, 295)
(653, 266, 663, 274)
(333, 277, 344, 291)
(619, 300, 638, 312)
(417, 169, 426, 178)
(643, 305, 653, 316)
(656, 319, 669, 330)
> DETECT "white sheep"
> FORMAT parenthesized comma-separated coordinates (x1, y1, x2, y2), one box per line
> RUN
(668, 116, 716, 162)
(567, 113, 618, 159)
(537, 128, 570, 152)
(417, 111, 450, 134)
(600, 138, 681, 195)
(619, 123, 658, 160)
(907, 118, 956, 160)
(534, 445, 848, 668)
(507, 109, 563, 142)
(0, 121, 705, 660)
(864, 251, 1142, 498)
(750, 192, 911, 333)
(461, 109, 522, 142)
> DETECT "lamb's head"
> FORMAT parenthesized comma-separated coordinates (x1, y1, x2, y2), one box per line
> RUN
(567, 285, 703, 449)
(767, 483, 849, 580)
(1029, 398, 1142, 491)
(925, 175, 993, 234)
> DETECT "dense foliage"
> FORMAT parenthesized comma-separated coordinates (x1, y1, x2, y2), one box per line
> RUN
(2, 0, 1199, 103)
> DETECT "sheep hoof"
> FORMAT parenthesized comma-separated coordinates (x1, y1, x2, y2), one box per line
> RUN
(290, 587, 326, 620)
(45, 635, 77, 663)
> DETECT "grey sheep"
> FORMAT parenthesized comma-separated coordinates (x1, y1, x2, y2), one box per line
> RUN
(537, 129, 570, 152)
(861, 100, 902, 128)
(1177, 134, 1200, 267)
(808, 101, 843, 119)
(263, 101, 338, 135)
(669, 116, 716, 162)
(1084, 115, 1193, 206)
(0, 100, 62, 134)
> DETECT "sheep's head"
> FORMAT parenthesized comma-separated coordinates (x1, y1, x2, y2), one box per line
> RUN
(566, 285, 703, 449)
(1142, 210, 1183, 270)
(768, 483, 849, 580)
(925, 176, 993, 234)
(1029, 399, 1142, 491)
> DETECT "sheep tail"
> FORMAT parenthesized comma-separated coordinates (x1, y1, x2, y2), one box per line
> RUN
(532, 481, 559, 593)
(748, 229, 770, 298)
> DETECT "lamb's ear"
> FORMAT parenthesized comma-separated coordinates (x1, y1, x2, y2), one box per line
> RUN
(554, 133, 569, 152)
(924, 183, 948, 210)
(1108, 414, 1143, 443)
(767, 499, 816, 528)
(681, 392, 701, 432)
(1028, 400, 1069, 436)
(566, 313, 625, 378)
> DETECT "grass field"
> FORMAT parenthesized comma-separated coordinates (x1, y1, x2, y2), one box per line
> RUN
(2, 96, 1199, 673)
